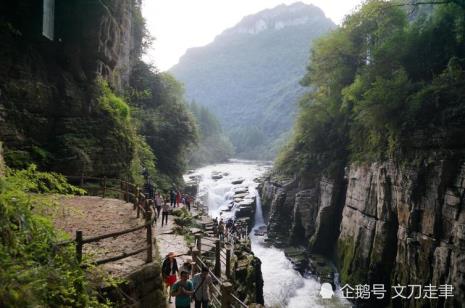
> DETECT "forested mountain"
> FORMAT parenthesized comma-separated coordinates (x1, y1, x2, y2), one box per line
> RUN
(170, 2, 335, 159)
(188, 102, 233, 167)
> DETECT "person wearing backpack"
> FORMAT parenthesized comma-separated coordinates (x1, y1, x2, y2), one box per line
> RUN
(192, 266, 212, 308)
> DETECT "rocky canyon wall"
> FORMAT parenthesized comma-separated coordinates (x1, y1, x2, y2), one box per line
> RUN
(0, 0, 141, 176)
(262, 157, 465, 307)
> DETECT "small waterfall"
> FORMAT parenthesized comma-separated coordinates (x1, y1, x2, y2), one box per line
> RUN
(190, 161, 350, 308)
(253, 189, 265, 228)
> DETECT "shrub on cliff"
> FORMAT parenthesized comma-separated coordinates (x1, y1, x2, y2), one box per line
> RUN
(98, 79, 131, 123)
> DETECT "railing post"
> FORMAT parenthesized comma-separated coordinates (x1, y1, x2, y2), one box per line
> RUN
(192, 248, 200, 275)
(196, 234, 202, 253)
(215, 239, 221, 277)
(126, 179, 129, 202)
(145, 207, 153, 263)
(102, 176, 107, 198)
(134, 197, 140, 218)
(226, 247, 231, 279)
(76, 230, 83, 263)
(220, 281, 233, 308)
(136, 187, 140, 218)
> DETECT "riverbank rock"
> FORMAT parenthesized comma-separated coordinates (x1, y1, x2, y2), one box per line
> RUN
(308, 254, 334, 286)
(234, 187, 249, 195)
(211, 171, 223, 180)
(261, 157, 465, 307)
(232, 242, 265, 305)
(232, 178, 245, 185)
(184, 177, 199, 197)
(234, 192, 249, 199)
(283, 246, 308, 273)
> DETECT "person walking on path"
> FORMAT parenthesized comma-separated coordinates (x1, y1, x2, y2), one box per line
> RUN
(179, 259, 193, 278)
(161, 199, 170, 227)
(162, 252, 179, 304)
(176, 191, 182, 207)
(170, 189, 177, 207)
(185, 194, 192, 212)
(154, 192, 163, 218)
(192, 266, 212, 308)
(171, 270, 193, 308)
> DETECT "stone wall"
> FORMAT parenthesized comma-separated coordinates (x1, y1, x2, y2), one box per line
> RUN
(103, 261, 166, 308)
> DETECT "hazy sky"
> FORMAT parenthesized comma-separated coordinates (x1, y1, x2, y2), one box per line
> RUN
(142, 1, 365, 71)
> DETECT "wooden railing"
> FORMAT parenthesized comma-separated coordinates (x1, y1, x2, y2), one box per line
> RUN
(56, 175, 155, 265)
(192, 233, 248, 307)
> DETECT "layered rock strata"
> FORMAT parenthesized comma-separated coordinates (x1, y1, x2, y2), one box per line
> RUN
(261, 158, 465, 307)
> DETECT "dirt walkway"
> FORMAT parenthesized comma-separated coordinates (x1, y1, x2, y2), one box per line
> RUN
(55, 196, 197, 307)
(55, 196, 147, 277)
(154, 204, 194, 307)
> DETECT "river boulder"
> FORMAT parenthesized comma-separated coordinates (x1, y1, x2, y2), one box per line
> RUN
(231, 178, 245, 185)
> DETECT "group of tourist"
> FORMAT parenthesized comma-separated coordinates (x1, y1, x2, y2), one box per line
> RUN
(142, 169, 194, 224)
(162, 252, 212, 308)
(169, 189, 194, 211)
(143, 179, 195, 227)
(215, 217, 248, 243)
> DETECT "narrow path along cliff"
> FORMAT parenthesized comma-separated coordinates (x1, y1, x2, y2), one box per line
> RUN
(55, 195, 202, 307)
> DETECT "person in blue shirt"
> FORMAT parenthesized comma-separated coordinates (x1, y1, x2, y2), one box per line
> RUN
(171, 270, 193, 308)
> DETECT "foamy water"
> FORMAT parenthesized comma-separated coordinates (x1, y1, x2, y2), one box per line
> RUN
(188, 160, 350, 307)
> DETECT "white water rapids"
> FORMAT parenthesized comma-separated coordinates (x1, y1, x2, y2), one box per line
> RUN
(187, 160, 350, 307)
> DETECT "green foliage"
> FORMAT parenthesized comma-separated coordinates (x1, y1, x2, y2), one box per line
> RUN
(0, 167, 106, 307)
(172, 208, 193, 229)
(98, 79, 130, 122)
(129, 135, 157, 186)
(278, 1, 465, 174)
(188, 102, 234, 166)
(129, 61, 198, 186)
(6, 165, 85, 195)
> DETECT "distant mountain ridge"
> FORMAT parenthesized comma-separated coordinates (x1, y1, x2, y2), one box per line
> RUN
(171, 2, 335, 159)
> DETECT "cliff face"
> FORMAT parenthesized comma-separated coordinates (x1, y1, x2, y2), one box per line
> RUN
(0, 0, 141, 176)
(262, 157, 465, 307)
(340, 160, 465, 307)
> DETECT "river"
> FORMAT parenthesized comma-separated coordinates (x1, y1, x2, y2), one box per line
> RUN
(187, 160, 350, 308)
